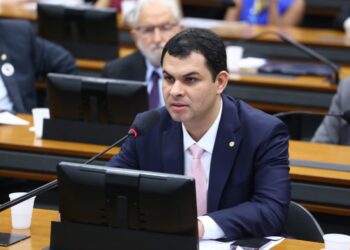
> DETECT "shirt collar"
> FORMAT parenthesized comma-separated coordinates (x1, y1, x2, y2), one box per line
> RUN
(183, 97, 223, 154)
(145, 59, 162, 81)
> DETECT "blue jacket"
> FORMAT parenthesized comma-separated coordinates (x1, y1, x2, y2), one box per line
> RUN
(0, 19, 76, 113)
(108, 95, 290, 240)
(240, 0, 293, 24)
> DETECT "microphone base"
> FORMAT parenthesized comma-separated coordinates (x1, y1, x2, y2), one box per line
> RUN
(45, 221, 198, 250)
(43, 118, 129, 145)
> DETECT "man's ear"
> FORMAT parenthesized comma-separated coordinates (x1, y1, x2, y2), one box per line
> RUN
(215, 71, 229, 94)
(131, 29, 139, 46)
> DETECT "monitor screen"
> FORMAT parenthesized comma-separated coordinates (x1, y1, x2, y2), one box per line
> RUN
(37, 3, 118, 60)
(47, 73, 148, 126)
(57, 161, 198, 237)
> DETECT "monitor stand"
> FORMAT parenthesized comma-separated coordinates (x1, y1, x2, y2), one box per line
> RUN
(43, 221, 198, 250)
(42, 118, 129, 145)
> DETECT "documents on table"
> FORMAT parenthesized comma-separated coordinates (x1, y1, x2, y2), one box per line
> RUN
(0, 111, 29, 126)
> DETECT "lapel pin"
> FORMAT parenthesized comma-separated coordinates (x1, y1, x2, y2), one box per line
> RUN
(1, 54, 7, 61)
(1, 62, 15, 77)
(229, 141, 235, 148)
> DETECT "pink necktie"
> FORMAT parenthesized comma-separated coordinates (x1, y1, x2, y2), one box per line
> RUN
(189, 144, 207, 216)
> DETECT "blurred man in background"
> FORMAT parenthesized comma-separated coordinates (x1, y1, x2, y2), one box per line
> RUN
(0, 19, 76, 113)
(312, 78, 350, 145)
(102, 0, 183, 109)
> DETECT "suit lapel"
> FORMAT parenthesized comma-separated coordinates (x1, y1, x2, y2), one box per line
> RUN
(208, 96, 242, 212)
(0, 42, 24, 112)
(161, 120, 184, 175)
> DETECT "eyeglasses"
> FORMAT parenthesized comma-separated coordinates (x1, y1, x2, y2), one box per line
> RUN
(135, 22, 179, 36)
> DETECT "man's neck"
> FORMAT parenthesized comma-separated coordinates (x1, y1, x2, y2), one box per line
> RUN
(185, 97, 222, 142)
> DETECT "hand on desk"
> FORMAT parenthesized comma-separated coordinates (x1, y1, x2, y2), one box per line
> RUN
(198, 220, 204, 239)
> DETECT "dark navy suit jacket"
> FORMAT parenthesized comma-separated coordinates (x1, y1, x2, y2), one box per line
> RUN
(102, 51, 147, 81)
(108, 95, 290, 240)
(0, 19, 76, 113)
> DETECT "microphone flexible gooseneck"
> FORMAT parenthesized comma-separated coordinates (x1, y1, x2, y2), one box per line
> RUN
(0, 110, 160, 212)
(234, 30, 340, 84)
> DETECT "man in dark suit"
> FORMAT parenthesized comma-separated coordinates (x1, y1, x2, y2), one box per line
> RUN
(102, 0, 183, 109)
(108, 28, 290, 240)
(0, 19, 76, 114)
(312, 78, 350, 145)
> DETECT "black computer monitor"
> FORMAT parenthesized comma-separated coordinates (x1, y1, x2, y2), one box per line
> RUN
(53, 161, 198, 249)
(37, 3, 118, 60)
(44, 73, 148, 144)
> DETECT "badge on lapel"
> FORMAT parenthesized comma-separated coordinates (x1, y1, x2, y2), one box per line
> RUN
(1, 62, 15, 77)
(1, 53, 15, 77)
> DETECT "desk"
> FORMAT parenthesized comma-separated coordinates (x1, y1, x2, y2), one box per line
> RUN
(1, 3, 350, 64)
(0, 115, 118, 181)
(0, 208, 324, 250)
(0, 115, 350, 216)
(1, 3, 348, 113)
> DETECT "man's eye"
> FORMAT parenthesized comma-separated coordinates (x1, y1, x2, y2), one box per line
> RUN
(144, 27, 154, 33)
(185, 77, 197, 84)
(164, 75, 174, 83)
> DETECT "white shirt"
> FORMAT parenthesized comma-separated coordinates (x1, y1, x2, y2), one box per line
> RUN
(145, 60, 164, 108)
(0, 74, 13, 112)
(182, 98, 225, 240)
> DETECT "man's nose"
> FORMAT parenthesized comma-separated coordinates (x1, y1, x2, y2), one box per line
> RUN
(169, 80, 184, 96)
(152, 27, 163, 43)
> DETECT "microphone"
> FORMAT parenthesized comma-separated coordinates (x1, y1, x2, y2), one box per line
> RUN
(241, 31, 340, 84)
(274, 110, 350, 124)
(0, 110, 160, 212)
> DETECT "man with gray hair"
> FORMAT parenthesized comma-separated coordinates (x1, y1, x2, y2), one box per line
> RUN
(102, 0, 183, 109)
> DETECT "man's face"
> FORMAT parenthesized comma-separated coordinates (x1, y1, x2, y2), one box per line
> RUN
(162, 52, 228, 133)
(132, 3, 182, 67)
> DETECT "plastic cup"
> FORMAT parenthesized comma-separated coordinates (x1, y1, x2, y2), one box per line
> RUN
(343, 17, 350, 37)
(226, 46, 244, 72)
(32, 108, 50, 139)
(9, 192, 36, 230)
(323, 233, 350, 250)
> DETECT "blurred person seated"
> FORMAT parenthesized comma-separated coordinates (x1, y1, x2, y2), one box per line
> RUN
(101, 0, 183, 109)
(224, 0, 304, 26)
(0, 19, 76, 114)
(311, 78, 350, 145)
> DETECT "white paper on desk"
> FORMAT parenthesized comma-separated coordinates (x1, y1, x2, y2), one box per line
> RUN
(239, 57, 267, 69)
(200, 240, 232, 250)
(0, 111, 29, 126)
(261, 237, 285, 249)
(182, 17, 222, 29)
(199, 237, 284, 250)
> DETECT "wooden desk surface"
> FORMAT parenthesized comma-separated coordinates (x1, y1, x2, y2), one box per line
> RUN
(0, 208, 324, 250)
(0, 115, 118, 160)
(290, 140, 350, 186)
(1, 114, 349, 186)
(1, 115, 350, 216)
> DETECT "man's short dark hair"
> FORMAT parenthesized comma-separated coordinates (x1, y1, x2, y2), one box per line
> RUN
(161, 28, 227, 80)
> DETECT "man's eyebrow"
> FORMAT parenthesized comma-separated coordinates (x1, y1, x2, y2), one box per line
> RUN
(183, 72, 200, 77)
(163, 70, 173, 77)
(163, 70, 200, 78)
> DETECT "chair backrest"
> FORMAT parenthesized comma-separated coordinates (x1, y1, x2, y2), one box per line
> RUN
(37, 3, 118, 61)
(276, 112, 324, 141)
(286, 201, 324, 242)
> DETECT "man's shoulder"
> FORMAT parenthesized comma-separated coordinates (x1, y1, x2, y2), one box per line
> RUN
(223, 95, 284, 130)
(103, 51, 146, 79)
(0, 19, 31, 33)
(105, 51, 145, 69)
